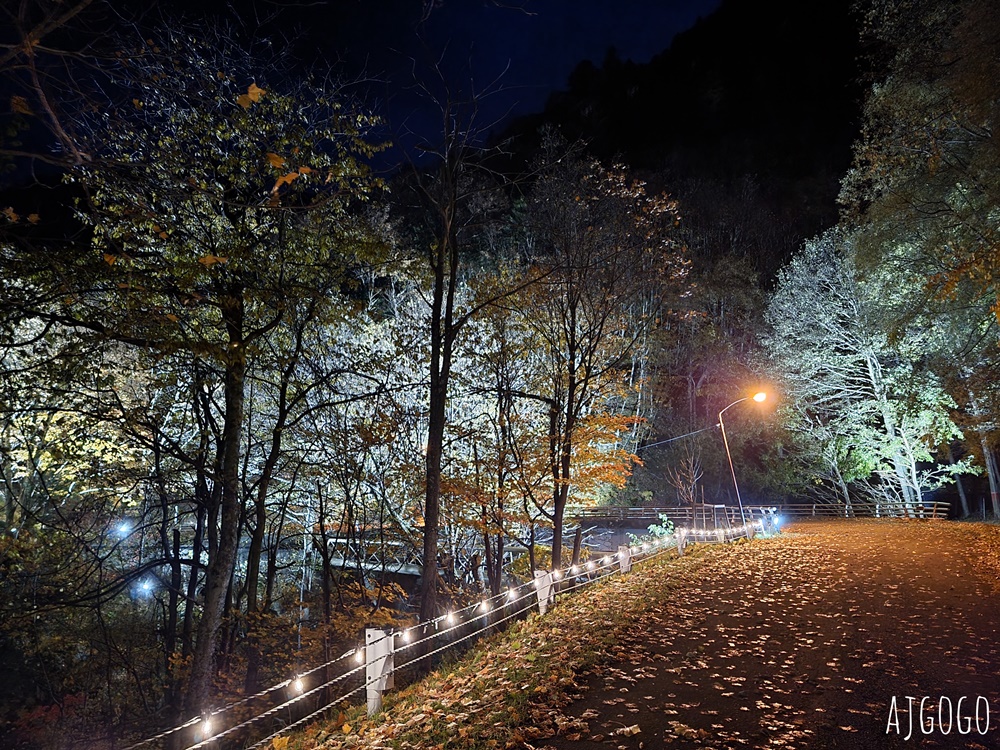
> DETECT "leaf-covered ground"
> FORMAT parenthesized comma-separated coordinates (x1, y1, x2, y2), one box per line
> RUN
(293, 520, 1000, 750)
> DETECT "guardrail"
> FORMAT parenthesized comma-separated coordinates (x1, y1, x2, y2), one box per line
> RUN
(122, 515, 777, 750)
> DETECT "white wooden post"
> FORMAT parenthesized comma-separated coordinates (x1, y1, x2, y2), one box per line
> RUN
(617, 545, 632, 574)
(534, 570, 554, 615)
(365, 628, 395, 716)
(677, 529, 686, 556)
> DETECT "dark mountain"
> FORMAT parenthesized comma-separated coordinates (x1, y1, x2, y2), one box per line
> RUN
(501, 0, 863, 281)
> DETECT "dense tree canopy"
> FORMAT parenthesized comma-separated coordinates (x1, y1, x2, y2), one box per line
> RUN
(2, 0, 999, 747)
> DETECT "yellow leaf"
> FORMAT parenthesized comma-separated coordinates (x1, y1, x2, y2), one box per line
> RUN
(341, 723, 352, 734)
(237, 94, 252, 110)
(103, 254, 116, 265)
(2, 207, 19, 222)
(271, 737, 289, 750)
(266, 152, 285, 169)
(198, 255, 228, 267)
(297, 165, 312, 175)
(27, 213, 40, 224)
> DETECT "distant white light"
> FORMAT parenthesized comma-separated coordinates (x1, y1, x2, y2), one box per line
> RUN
(116, 521, 131, 538)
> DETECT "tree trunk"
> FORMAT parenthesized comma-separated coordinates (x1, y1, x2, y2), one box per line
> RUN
(186, 293, 246, 714)
(946, 444, 970, 517)
(982, 436, 1000, 518)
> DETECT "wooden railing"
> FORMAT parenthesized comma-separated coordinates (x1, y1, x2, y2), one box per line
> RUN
(777, 500, 950, 519)
(569, 500, 951, 523)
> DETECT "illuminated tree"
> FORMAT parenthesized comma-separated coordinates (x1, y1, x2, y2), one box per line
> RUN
(521, 141, 688, 569)
(840, 0, 1000, 515)
(765, 231, 969, 512)
(0, 25, 384, 716)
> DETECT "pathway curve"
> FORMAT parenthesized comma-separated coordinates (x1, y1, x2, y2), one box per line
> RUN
(541, 520, 1000, 750)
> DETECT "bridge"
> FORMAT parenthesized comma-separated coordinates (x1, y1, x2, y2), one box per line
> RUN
(320, 504, 780, 585)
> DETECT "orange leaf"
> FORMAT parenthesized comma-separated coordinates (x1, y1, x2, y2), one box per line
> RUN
(11, 95, 33, 115)
(103, 254, 116, 265)
(247, 82, 265, 102)
(198, 255, 228, 267)
(273, 172, 300, 190)
(266, 152, 285, 169)
(27, 213, 40, 224)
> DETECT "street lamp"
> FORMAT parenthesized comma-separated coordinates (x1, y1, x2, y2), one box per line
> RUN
(718, 391, 767, 526)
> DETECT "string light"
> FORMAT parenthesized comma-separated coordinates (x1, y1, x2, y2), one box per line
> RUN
(446, 611, 456, 625)
(586, 561, 595, 571)
(291, 677, 304, 694)
(551, 569, 562, 580)
(199, 716, 212, 739)
(570, 565, 580, 574)
(479, 600, 490, 613)
(507, 588, 518, 601)
(354, 648, 364, 664)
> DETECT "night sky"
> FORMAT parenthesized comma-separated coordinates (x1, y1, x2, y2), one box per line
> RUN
(145, 0, 723, 147)
(322, 0, 722, 120)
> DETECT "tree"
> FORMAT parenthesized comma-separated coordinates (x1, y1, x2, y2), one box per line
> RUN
(0, 25, 384, 716)
(522, 141, 687, 569)
(839, 0, 1000, 515)
(764, 231, 968, 512)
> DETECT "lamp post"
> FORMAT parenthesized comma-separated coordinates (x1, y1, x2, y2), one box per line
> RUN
(718, 391, 767, 526)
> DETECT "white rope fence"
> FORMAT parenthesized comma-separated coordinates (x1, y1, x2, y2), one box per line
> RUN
(127, 513, 777, 750)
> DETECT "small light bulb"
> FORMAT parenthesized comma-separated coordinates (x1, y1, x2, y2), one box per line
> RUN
(354, 648, 364, 663)
(446, 611, 456, 624)
(586, 561, 595, 570)
(601, 556, 610, 565)
(507, 588, 517, 601)
(479, 600, 490, 613)
(200, 717, 212, 738)
(551, 569, 562, 580)
(292, 677, 304, 693)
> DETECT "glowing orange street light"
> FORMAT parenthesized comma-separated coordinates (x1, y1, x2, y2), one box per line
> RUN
(719, 392, 767, 525)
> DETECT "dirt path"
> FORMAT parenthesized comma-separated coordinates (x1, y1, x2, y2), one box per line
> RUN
(540, 520, 1000, 750)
